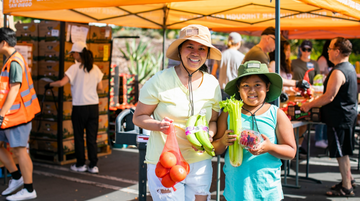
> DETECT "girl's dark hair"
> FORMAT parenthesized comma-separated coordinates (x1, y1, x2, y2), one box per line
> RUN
(178, 40, 210, 73)
(235, 74, 270, 101)
(269, 39, 291, 74)
(0, 27, 17, 47)
(317, 40, 334, 67)
(79, 47, 94, 72)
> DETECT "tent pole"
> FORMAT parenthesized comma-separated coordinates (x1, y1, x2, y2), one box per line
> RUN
(162, 6, 167, 70)
(275, 0, 280, 107)
(162, 27, 166, 70)
(3, 14, 7, 27)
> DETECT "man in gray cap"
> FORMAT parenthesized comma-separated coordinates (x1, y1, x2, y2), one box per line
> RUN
(291, 40, 320, 84)
(212, 32, 244, 100)
(242, 26, 276, 67)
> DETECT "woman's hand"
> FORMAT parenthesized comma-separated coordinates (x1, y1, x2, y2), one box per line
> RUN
(220, 130, 237, 147)
(159, 117, 174, 135)
(300, 102, 311, 113)
(248, 134, 271, 155)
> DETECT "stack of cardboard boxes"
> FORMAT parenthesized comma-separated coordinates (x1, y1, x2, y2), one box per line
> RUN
(14, 20, 112, 163)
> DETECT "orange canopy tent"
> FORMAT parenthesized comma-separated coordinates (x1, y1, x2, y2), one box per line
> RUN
(2, 0, 360, 39)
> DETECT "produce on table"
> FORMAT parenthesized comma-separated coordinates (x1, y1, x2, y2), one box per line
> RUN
(219, 95, 244, 167)
(239, 129, 263, 149)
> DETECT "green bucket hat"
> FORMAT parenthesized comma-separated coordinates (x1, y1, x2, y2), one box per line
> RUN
(224, 60, 283, 102)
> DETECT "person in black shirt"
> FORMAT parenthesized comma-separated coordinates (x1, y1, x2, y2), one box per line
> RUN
(301, 37, 357, 197)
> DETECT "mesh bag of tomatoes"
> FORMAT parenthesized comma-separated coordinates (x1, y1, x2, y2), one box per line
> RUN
(155, 123, 190, 191)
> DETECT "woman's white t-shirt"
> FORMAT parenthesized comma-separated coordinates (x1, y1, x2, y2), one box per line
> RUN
(65, 63, 104, 106)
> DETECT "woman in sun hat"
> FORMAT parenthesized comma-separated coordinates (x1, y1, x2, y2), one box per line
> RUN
(133, 24, 222, 200)
(46, 41, 103, 174)
(212, 60, 296, 200)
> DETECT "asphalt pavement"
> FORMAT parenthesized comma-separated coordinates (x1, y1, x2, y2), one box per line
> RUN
(0, 131, 359, 201)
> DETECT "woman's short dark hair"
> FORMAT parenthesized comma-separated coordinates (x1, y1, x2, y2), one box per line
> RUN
(334, 37, 352, 57)
(0, 27, 17, 47)
(178, 40, 210, 73)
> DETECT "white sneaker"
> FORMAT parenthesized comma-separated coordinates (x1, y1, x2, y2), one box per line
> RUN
(70, 164, 87, 172)
(2, 177, 24, 196)
(315, 140, 328, 149)
(6, 189, 37, 201)
(87, 166, 99, 174)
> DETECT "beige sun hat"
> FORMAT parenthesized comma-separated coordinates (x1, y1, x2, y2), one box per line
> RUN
(166, 24, 222, 61)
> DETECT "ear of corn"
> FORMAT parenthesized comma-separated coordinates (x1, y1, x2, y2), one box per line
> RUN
(219, 95, 244, 167)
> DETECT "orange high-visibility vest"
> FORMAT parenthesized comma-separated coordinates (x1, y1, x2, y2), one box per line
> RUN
(0, 51, 40, 129)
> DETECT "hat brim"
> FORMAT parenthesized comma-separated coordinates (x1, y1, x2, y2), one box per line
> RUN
(166, 38, 222, 61)
(224, 72, 283, 102)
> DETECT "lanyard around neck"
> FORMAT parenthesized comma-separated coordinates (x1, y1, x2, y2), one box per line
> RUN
(242, 102, 265, 132)
(179, 55, 200, 116)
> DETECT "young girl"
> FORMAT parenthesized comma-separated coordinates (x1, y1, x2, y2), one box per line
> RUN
(212, 60, 296, 200)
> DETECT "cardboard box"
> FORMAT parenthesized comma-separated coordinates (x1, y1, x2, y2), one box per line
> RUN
(94, 61, 110, 80)
(38, 21, 61, 42)
(96, 132, 108, 143)
(38, 41, 60, 61)
(89, 43, 111, 62)
(15, 21, 39, 42)
(38, 61, 59, 79)
(98, 79, 109, 98)
(29, 138, 75, 153)
(98, 115, 108, 132)
(36, 101, 72, 120)
(31, 120, 74, 139)
(88, 26, 112, 43)
(99, 97, 108, 115)
(32, 60, 39, 79)
(37, 78, 59, 100)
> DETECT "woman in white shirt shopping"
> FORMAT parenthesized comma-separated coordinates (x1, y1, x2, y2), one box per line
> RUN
(47, 41, 103, 174)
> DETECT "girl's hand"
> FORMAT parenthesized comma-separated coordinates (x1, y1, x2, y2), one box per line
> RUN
(248, 134, 271, 155)
(159, 117, 174, 135)
(220, 130, 237, 147)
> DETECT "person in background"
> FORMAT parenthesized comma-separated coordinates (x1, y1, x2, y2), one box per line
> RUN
(133, 24, 222, 201)
(0, 27, 40, 201)
(46, 42, 103, 174)
(211, 32, 244, 100)
(213, 60, 296, 200)
(242, 26, 276, 66)
(269, 39, 310, 90)
(301, 37, 357, 197)
(317, 40, 334, 76)
(291, 40, 320, 85)
(290, 40, 320, 154)
(314, 40, 334, 149)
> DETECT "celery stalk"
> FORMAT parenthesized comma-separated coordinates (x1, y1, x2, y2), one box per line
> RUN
(219, 95, 244, 167)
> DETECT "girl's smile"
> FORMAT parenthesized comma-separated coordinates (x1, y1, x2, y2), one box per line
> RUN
(239, 75, 269, 109)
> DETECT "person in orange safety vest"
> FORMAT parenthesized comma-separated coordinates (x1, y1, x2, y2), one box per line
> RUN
(0, 27, 40, 201)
